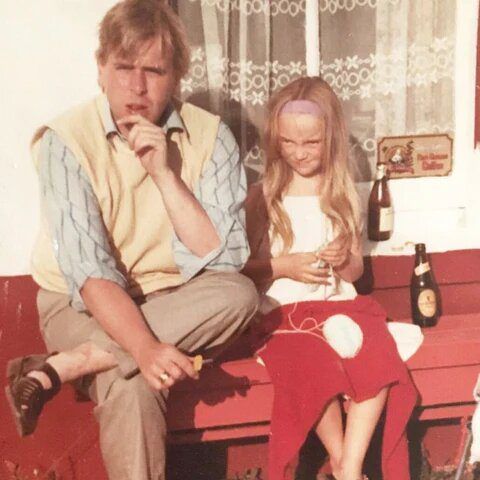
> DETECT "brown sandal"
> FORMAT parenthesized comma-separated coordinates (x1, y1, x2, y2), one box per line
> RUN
(5, 354, 61, 436)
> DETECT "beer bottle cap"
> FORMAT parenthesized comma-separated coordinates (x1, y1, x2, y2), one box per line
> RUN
(375, 163, 387, 180)
(415, 243, 426, 252)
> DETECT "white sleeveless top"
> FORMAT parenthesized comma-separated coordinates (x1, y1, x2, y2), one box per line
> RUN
(261, 196, 357, 314)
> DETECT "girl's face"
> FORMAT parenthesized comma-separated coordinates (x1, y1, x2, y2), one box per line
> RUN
(278, 113, 325, 178)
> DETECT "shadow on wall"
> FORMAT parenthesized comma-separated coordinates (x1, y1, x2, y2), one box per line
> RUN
(183, 90, 263, 185)
(349, 133, 375, 183)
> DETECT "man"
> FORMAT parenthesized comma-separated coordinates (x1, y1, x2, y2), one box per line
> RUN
(6, 1, 258, 478)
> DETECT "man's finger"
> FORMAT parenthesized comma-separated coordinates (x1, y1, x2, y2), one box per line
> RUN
(166, 362, 186, 382)
(173, 353, 199, 379)
(137, 124, 166, 136)
(134, 132, 165, 149)
(159, 374, 175, 389)
(128, 123, 141, 148)
(151, 364, 175, 388)
(117, 114, 148, 127)
(146, 374, 164, 391)
(133, 138, 159, 157)
(129, 123, 165, 139)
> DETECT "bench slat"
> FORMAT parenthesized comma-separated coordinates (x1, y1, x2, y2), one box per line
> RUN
(167, 313, 480, 436)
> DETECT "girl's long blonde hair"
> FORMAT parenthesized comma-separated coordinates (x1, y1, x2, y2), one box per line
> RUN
(263, 76, 361, 254)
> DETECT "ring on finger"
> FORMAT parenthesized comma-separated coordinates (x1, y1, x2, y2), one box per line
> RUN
(159, 372, 170, 383)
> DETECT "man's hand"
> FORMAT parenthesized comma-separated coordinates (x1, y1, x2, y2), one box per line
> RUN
(273, 252, 330, 284)
(117, 115, 168, 179)
(318, 236, 351, 268)
(133, 339, 199, 391)
(117, 114, 220, 258)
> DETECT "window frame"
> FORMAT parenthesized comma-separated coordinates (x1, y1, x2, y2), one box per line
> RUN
(304, 0, 480, 254)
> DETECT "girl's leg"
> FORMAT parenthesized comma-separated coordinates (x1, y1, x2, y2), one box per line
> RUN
(315, 397, 344, 478)
(27, 342, 116, 389)
(339, 387, 389, 480)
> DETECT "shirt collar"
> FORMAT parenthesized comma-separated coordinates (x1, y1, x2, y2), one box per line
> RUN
(101, 96, 186, 139)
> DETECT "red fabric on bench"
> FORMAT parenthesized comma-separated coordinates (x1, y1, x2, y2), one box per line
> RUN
(256, 296, 417, 480)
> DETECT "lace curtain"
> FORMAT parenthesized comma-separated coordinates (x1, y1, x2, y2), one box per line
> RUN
(172, 0, 455, 182)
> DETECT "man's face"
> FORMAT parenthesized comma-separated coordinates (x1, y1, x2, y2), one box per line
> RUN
(98, 35, 177, 135)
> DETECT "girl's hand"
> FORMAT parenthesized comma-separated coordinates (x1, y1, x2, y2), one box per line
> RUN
(274, 252, 330, 284)
(318, 236, 351, 268)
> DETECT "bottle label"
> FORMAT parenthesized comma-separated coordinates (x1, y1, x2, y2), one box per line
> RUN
(414, 262, 431, 276)
(379, 207, 393, 232)
(418, 289, 437, 317)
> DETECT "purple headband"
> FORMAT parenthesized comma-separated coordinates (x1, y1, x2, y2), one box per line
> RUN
(280, 99, 322, 117)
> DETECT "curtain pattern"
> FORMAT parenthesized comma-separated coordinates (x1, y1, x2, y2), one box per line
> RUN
(173, 0, 455, 182)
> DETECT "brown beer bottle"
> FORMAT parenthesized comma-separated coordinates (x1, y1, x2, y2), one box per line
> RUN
(368, 163, 393, 241)
(410, 243, 439, 327)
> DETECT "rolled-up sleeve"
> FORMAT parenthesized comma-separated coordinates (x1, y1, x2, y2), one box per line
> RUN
(172, 122, 250, 280)
(39, 129, 127, 311)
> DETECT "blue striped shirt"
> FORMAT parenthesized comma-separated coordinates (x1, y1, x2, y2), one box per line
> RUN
(38, 104, 250, 310)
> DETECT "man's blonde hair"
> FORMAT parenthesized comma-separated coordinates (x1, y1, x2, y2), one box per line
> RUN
(96, 0, 190, 80)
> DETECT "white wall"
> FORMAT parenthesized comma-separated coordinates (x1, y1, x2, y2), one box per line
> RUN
(0, 1, 117, 275)
(0, 0, 479, 276)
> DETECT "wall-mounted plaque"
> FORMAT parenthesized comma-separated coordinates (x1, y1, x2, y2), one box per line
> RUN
(377, 134, 453, 179)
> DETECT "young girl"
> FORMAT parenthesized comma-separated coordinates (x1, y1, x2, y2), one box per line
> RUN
(243, 77, 417, 480)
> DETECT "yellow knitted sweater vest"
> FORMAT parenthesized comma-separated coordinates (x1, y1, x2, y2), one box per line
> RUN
(31, 95, 220, 298)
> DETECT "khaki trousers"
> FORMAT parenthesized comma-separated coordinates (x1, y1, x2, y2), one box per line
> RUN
(37, 271, 258, 480)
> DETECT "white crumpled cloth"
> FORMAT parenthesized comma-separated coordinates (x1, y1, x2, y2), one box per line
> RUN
(387, 322, 424, 361)
(322, 317, 424, 361)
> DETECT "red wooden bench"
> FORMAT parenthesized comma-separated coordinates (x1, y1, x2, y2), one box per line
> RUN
(168, 313, 480, 444)
(1, 249, 479, 479)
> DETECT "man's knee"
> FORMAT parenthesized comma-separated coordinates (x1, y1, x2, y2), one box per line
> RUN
(218, 272, 259, 322)
(95, 372, 167, 420)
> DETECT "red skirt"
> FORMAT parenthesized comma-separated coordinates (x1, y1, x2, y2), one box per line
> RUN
(256, 295, 418, 480)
